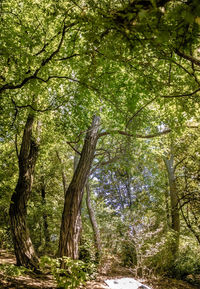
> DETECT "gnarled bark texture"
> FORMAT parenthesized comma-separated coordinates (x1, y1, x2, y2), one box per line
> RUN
(58, 115, 100, 260)
(9, 114, 39, 270)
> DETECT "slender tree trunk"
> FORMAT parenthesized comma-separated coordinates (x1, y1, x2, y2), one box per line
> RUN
(56, 151, 67, 195)
(164, 182, 171, 227)
(86, 181, 101, 261)
(164, 155, 180, 256)
(9, 114, 39, 270)
(73, 147, 83, 253)
(41, 183, 50, 248)
(126, 173, 132, 209)
(58, 115, 100, 260)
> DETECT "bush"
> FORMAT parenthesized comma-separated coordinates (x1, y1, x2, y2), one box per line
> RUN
(173, 247, 200, 278)
(120, 239, 137, 266)
(40, 256, 97, 289)
(0, 227, 13, 249)
(142, 230, 177, 275)
(0, 264, 30, 277)
(79, 239, 94, 263)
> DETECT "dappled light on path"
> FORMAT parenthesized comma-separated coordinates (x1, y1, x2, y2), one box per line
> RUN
(105, 278, 151, 289)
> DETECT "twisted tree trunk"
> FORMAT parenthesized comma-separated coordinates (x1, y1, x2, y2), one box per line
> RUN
(9, 114, 39, 270)
(58, 115, 100, 260)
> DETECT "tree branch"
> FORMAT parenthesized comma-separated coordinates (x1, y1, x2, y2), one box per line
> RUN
(0, 21, 76, 94)
(162, 87, 200, 98)
(175, 49, 200, 67)
(126, 96, 157, 128)
(98, 128, 171, 139)
(66, 142, 81, 155)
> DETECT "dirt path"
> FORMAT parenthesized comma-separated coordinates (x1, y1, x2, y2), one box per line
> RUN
(0, 249, 56, 289)
(0, 249, 199, 289)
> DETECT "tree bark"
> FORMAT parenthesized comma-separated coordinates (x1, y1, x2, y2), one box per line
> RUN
(41, 183, 50, 248)
(164, 182, 171, 227)
(9, 114, 39, 270)
(56, 151, 67, 195)
(58, 115, 100, 260)
(164, 155, 180, 256)
(86, 181, 102, 261)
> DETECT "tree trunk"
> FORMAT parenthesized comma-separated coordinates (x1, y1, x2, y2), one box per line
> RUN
(164, 155, 180, 256)
(9, 114, 39, 270)
(41, 184, 50, 248)
(56, 151, 67, 195)
(86, 181, 102, 262)
(58, 115, 100, 260)
(164, 182, 171, 227)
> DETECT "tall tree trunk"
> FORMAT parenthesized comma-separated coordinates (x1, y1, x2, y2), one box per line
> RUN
(164, 155, 180, 256)
(56, 151, 67, 195)
(164, 181, 171, 227)
(58, 115, 100, 260)
(9, 114, 39, 270)
(86, 181, 102, 262)
(41, 183, 50, 249)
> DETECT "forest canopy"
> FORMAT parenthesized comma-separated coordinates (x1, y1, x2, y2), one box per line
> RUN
(0, 0, 200, 288)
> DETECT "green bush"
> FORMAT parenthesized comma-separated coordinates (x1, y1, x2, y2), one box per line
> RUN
(173, 247, 200, 278)
(79, 239, 94, 263)
(142, 230, 178, 276)
(0, 264, 30, 277)
(0, 227, 13, 249)
(120, 239, 137, 266)
(40, 256, 97, 289)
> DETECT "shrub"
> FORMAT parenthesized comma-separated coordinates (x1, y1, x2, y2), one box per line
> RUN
(0, 264, 30, 277)
(40, 256, 97, 289)
(173, 246, 200, 278)
(120, 239, 137, 266)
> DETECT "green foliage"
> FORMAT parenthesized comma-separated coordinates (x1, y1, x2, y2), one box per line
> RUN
(172, 244, 200, 278)
(144, 230, 179, 275)
(79, 238, 95, 264)
(0, 264, 30, 277)
(120, 239, 137, 267)
(0, 0, 200, 283)
(0, 228, 12, 249)
(40, 256, 97, 289)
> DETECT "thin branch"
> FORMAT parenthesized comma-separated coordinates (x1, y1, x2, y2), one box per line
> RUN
(174, 157, 187, 171)
(14, 134, 19, 160)
(0, 21, 76, 94)
(98, 128, 171, 139)
(11, 98, 57, 112)
(56, 53, 80, 61)
(126, 96, 157, 128)
(66, 141, 81, 155)
(162, 87, 200, 98)
(175, 49, 200, 67)
(91, 155, 119, 173)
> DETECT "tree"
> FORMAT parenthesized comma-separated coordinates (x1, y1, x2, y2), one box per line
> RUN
(164, 152, 180, 256)
(58, 115, 100, 261)
(9, 113, 39, 270)
(86, 181, 102, 261)
(1, 0, 200, 277)
(41, 178, 51, 251)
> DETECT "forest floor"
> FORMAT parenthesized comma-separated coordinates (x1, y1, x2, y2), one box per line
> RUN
(0, 249, 199, 289)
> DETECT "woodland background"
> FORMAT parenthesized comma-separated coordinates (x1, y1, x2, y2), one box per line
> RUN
(0, 0, 200, 288)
